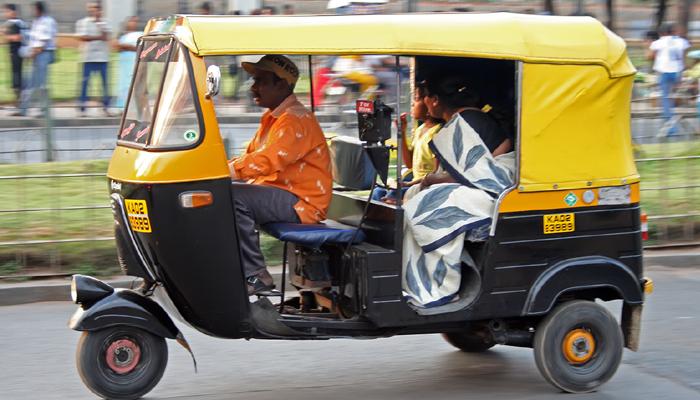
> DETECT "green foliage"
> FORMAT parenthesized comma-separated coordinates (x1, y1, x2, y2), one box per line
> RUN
(0, 260, 20, 275)
(72, 263, 98, 276)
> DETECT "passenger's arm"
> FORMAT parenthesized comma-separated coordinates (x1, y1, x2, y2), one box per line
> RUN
(231, 117, 313, 180)
(399, 114, 413, 169)
(419, 170, 456, 190)
(491, 138, 512, 157)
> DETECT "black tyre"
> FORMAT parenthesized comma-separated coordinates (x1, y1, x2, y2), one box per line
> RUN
(76, 326, 168, 400)
(442, 330, 496, 353)
(533, 300, 623, 393)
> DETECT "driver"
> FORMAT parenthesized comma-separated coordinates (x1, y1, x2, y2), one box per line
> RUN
(228, 55, 332, 295)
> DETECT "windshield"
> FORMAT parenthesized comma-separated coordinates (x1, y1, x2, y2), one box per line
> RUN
(119, 38, 202, 149)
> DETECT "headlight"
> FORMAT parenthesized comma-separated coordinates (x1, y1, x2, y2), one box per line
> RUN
(71, 275, 114, 306)
(70, 278, 78, 303)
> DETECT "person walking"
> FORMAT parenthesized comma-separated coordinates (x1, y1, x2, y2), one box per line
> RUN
(115, 16, 140, 110)
(76, 2, 111, 117)
(2, 4, 27, 106)
(648, 23, 690, 135)
(12, 1, 55, 117)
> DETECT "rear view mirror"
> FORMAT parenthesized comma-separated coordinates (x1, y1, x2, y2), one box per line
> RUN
(205, 65, 221, 99)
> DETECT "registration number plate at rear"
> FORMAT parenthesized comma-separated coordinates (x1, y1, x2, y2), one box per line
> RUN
(125, 199, 152, 233)
(543, 213, 575, 234)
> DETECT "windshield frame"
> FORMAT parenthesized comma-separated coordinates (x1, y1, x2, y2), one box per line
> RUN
(117, 34, 206, 152)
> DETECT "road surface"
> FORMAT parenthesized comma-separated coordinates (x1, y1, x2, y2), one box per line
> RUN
(1, 265, 699, 399)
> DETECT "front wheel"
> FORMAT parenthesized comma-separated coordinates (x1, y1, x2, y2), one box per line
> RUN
(533, 300, 623, 393)
(76, 326, 168, 400)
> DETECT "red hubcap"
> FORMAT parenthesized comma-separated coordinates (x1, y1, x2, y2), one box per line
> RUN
(105, 339, 141, 374)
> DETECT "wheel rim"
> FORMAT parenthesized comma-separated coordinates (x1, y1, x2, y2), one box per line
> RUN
(105, 338, 142, 375)
(562, 328, 596, 365)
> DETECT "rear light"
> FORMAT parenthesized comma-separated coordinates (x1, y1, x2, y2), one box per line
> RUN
(640, 212, 649, 240)
(179, 191, 214, 208)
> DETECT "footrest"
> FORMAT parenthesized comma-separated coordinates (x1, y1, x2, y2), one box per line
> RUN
(255, 289, 282, 297)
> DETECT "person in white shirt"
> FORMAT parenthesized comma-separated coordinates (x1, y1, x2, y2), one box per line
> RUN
(13, 1, 56, 117)
(75, 2, 111, 117)
(648, 23, 691, 132)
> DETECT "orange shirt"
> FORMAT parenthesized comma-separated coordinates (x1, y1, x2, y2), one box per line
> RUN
(230, 95, 332, 224)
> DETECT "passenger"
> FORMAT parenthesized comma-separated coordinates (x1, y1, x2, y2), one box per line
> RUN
(420, 75, 512, 190)
(372, 81, 443, 203)
(227, 55, 332, 295)
(401, 75, 515, 308)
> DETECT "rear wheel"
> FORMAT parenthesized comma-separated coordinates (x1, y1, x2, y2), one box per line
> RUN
(442, 329, 495, 353)
(533, 300, 623, 393)
(76, 326, 168, 400)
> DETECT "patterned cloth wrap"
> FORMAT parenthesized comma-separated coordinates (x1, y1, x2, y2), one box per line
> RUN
(402, 114, 515, 308)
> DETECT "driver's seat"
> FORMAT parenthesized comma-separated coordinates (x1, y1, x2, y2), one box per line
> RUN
(262, 219, 365, 249)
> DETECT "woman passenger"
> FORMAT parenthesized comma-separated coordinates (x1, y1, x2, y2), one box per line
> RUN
(420, 75, 512, 189)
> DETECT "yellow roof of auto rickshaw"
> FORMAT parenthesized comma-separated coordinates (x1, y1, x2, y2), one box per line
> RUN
(155, 12, 635, 78)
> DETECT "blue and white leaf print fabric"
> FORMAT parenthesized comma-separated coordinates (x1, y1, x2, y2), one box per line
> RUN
(402, 114, 514, 308)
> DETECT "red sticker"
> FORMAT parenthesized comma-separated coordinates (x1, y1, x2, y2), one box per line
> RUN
(140, 42, 158, 59)
(135, 126, 150, 140)
(120, 122, 135, 138)
(356, 100, 374, 114)
(155, 43, 171, 60)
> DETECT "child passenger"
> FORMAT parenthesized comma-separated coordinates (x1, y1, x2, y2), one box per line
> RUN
(372, 82, 443, 203)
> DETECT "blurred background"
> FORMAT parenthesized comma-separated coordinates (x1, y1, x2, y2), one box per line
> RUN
(0, 0, 698, 282)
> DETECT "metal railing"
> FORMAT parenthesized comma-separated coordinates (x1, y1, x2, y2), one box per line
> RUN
(0, 107, 698, 276)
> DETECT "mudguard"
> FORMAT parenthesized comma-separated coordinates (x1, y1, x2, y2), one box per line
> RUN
(522, 256, 643, 316)
(69, 288, 180, 339)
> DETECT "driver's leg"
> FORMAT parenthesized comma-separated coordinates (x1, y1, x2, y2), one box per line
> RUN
(231, 182, 300, 293)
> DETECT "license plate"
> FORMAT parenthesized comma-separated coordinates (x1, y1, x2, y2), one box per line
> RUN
(543, 213, 575, 234)
(125, 199, 152, 233)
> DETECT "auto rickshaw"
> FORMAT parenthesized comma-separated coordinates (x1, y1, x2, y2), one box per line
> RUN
(68, 13, 653, 399)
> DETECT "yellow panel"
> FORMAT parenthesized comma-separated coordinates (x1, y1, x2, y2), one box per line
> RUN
(499, 183, 640, 213)
(152, 13, 635, 78)
(519, 63, 639, 191)
(107, 51, 231, 184)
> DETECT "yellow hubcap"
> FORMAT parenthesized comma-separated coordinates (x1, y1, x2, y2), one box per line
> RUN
(562, 328, 595, 364)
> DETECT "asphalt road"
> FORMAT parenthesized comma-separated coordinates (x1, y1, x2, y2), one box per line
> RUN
(1, 265, 699, 400)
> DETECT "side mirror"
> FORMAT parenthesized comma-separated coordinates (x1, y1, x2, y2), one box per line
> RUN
(205, 65, 221, 99)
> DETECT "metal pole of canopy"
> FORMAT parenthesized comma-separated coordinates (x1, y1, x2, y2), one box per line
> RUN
(395, 55, 402, 208)
(308, 55, 315, 112)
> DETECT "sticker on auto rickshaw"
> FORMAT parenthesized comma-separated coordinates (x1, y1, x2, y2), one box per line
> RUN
(124, 199, 152, 233)
(543, 213, 575, 234)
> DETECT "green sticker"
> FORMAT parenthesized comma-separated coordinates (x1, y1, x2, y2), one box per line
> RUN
(564, 192, 578, 207)
(184, 130, 198, 142)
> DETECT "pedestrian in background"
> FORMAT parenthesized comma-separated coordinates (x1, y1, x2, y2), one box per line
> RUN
(197, 2, 212, 15)
(13, 1, 55, 117)
(648, 23, 690, 135)
(283, 4, 295, 15)
(76, 2, 111, 117)
(115, 16, 140, 110)
(2, 3, 27, 106)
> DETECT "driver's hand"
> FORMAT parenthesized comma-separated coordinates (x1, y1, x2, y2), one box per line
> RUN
(228, 160, 238, 179)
